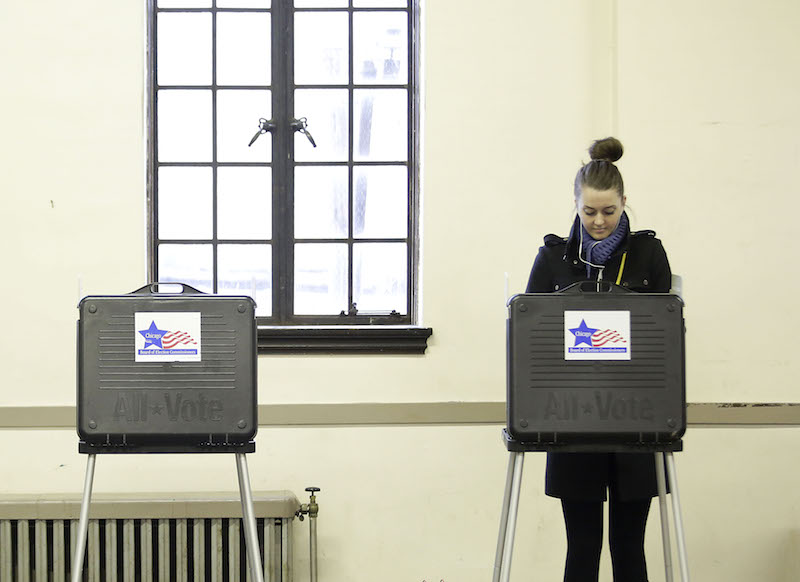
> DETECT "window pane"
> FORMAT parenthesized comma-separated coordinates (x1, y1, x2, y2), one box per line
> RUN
(295, 166, 348, 238)
(158, 244, 213, 293)
(295, 0, 347, 7)
(157, 13, 212, 86)
(158, 0, 212, 8)
(294, 12, 349, 85)
(158, 167, 213, 239)
(158, 90, 213, 162)
(353, 0, 406, 6)
(353, 12, 407, 85)
(217, 0, 270, 7)
(217, 12, 271, 86)
(353, 166, 407, 238)
(218, 244, 272, 317)
(294, 243, 348, 315)
(217, 89, 271, 162)
(218, 167, 272, 239)
(354, 89, 407, 161)
(354, 242, 406, 313)
(294, 89, 348, 162)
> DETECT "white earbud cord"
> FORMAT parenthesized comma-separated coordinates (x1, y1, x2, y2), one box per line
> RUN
(578, 223, 607, 281)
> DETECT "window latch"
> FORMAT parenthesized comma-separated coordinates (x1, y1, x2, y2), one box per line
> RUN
(339, 302, 358, 317)
(291, 117, 317, 148)
(248, 118, 276, 147)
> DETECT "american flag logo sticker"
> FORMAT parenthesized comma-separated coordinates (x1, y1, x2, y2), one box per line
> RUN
(162, 330, 198, 350)
(135, 312, 202, 362)
(591, 329, 627, 347)
(564, 310, 631, 361)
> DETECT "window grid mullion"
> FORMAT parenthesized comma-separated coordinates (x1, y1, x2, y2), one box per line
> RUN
(296, 238, 404, 245)
(347, 5, 355, 316)
(157, 85, 274, 90)
(407, 1, 415, 320)
(162, 162, 270, 167)
(158, 7, 270, 13)
(272, 0, 295, 324)
(147, 0, 158, 285)
(292, 7, 405, 13)
(211, 5, 219, 294)
(286, 4, 297, 324)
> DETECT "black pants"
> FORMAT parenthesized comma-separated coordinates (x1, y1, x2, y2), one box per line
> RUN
(561, 496, 651, 582)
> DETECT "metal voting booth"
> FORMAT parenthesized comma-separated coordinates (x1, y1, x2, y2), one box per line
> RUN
(494, 281, 690, 582)
(74, 283, 265, 582)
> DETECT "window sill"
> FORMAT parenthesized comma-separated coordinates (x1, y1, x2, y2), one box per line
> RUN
(257, 326, 433, 355)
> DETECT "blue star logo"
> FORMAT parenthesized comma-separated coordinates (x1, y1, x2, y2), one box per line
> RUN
(569, 319, 598, 347)
(138, 320, 168, 349)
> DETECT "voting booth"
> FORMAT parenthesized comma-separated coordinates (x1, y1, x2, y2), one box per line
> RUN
(72, 284, 265, 582)
(77, 283, 257, 451)
(507, 280, 685, 445)
(494, 281, 690, 582)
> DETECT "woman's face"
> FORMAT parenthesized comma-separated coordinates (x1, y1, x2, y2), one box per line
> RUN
(576, 186, 626, 240)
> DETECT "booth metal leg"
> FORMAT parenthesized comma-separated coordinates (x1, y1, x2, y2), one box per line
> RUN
(309, 513, 318, 582)
(70, 453, 96, 582)
(654, 452, 674, 582)
(665, 452, 690, 582)
(236, 453, 265, 582)
(493, 453, 518, 582)
(498, 452, 525, 582)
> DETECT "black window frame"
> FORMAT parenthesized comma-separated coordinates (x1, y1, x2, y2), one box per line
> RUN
(146, 0, 430, 353)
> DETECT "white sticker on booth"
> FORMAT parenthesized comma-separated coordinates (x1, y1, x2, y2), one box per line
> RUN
(564, 310, 630, 361)
(135, 312, 202, 362)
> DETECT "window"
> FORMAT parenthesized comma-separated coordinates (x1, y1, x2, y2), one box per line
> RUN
(147, 0, 430, 353)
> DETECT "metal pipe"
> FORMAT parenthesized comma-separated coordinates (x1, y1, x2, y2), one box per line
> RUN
(309, 517, 317, 582)
(305, 487, 320, 582)
(236, 453, 265, 582)
(71, 453, 96, 582)
(665, 452, 691, 582)
(655, 452, 674, 582)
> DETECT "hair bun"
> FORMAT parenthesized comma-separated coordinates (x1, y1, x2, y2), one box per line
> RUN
(588, 137, 623, 163)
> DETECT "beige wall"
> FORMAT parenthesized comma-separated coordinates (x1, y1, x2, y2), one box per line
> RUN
(0, 1, 798, 581)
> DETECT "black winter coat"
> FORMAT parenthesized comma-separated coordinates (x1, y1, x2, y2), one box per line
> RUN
(525, 218, 672, 501)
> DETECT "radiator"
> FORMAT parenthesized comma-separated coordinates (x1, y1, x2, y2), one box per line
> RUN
(0, 492, 299, 582)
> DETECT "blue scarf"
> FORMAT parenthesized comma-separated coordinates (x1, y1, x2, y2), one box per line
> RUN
(578, 211, 629, 276)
